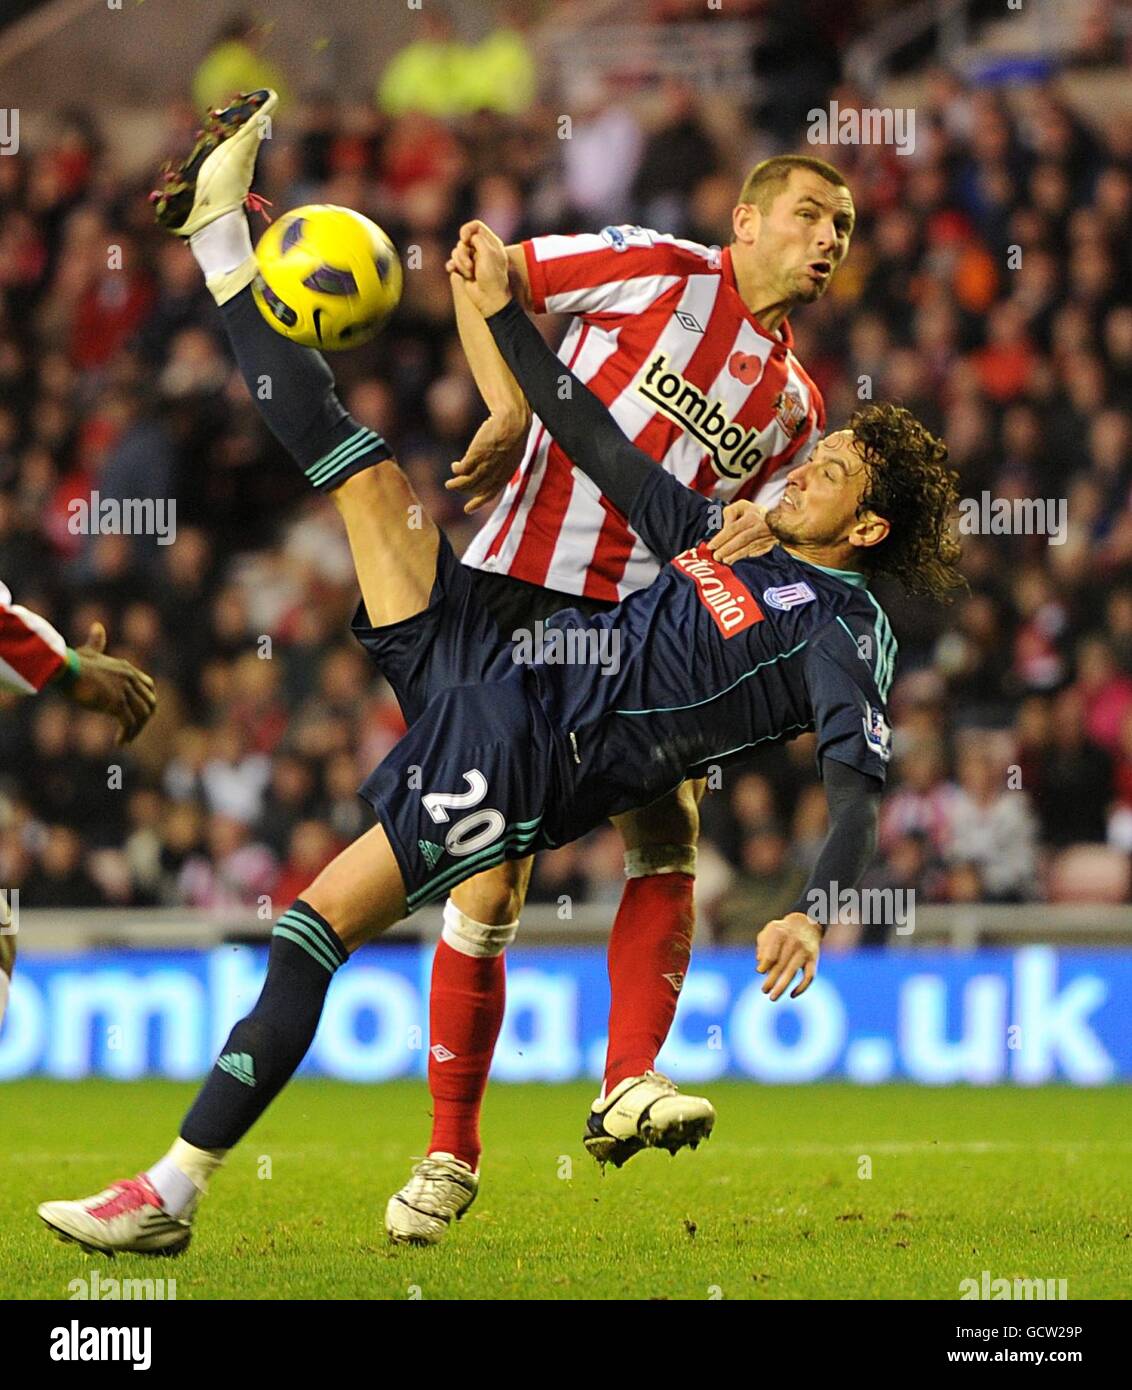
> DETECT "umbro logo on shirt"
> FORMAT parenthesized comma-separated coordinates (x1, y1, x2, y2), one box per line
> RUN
(675, 310, 703, 333)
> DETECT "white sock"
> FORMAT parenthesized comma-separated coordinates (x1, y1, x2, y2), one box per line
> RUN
(146, 1138, 227, 1217)
(0, 970, 9, 1032)
(188, 210, 253, 280)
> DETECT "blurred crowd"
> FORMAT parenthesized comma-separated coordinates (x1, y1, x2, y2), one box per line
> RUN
(1, 5, 1131, 937)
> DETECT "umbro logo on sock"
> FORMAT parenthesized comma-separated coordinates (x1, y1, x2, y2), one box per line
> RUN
(430, 1044, 456, 1063)
(418, 839, 444, 869)
(662, 972, 685, 992)
(217, 1051, 256, 1087)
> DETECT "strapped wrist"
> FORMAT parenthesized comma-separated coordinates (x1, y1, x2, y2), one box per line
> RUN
(52, 646, 82, 692)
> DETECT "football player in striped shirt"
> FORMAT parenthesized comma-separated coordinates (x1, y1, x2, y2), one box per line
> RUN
(0, 590, 157, 1031)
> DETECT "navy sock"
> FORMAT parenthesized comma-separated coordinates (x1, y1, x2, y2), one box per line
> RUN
(219, 287, 393, 491)
(180, 900, 349, 1150)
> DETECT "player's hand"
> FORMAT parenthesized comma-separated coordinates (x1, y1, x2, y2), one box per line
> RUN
(756, 911, 822, 1001)
(447, 218, 504, 279)
(66, 622, 158, 746)
(447, 220, 511, 316)
(446, 412, 529, 513)
(708, 499, 776, 565)
(445, 224, 478, 280)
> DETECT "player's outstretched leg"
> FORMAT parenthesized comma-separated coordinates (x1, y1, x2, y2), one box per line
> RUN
(152, 88, 438, 631)
(38, 825, 408, 1255)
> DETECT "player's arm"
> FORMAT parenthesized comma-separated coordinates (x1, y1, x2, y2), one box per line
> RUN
(757, 621, 892, 999)
(445, 224, 534, 512)
(0, 581, 67, 692)
(755, 758, 881, 1001)
(448, 219, 693, 517)
(455, 228, 711, 560)
(0, 589, 157, 744)
(487, 297, 711, 560)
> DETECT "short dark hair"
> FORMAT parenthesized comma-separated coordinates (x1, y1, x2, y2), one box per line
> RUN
(737, 155, 850, 213)
(847, 403, 964, 601)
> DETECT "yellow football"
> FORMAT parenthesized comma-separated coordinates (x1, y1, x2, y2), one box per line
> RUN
(252, 204, 402, 350)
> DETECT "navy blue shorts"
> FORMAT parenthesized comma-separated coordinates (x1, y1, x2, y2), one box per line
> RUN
(351, 532, 516, 726)
(352, 534, 567, 912)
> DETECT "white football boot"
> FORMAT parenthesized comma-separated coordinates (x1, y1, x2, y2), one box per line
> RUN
(150, 87, 277, 239)
(584, 1071, 716, 1168)
(385, 1153, 479, 1247)
(38, 1174, 194, 1256)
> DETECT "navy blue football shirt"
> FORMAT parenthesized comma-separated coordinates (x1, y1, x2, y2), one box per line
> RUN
(526, 467, 896, 845)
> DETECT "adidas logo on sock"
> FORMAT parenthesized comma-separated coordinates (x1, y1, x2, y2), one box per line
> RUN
(217, 1051, 257, 1087)
(418, 839, 443, 869)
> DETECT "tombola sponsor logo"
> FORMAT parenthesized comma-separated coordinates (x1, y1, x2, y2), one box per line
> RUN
(636, 352, 768, 481)
(671, 546, 764, 636)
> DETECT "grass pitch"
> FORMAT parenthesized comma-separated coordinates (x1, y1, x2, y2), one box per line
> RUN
(1, 1080, 1127, 1300)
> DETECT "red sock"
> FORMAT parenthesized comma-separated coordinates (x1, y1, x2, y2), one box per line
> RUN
(427, 939, 506, 1169)
(603, 872, 695, 1093)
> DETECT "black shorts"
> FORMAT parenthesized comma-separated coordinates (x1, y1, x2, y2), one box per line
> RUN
(351, 537, 578, 912)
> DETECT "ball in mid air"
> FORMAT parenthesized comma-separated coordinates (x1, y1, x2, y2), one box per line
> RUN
(252, 205, 402, 350)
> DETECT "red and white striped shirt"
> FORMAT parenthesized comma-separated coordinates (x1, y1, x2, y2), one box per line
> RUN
(0, 582, 66, 695)
(462, 225, 825, 601)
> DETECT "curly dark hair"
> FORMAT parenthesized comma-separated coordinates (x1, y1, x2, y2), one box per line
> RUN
(847, 402, 964, 601)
